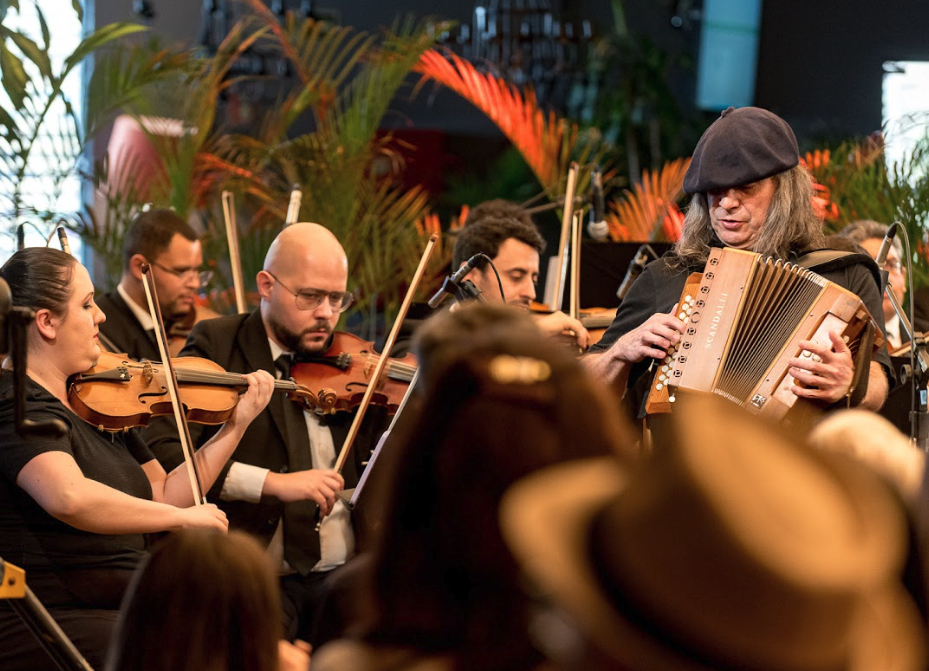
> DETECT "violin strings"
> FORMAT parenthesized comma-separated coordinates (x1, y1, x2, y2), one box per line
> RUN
(360, 353, 417, 377)
(115, 359, 390, 389)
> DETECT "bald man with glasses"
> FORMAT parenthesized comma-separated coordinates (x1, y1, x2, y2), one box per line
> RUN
(144, 222, 389, 648)
(97, 208, 218, 361)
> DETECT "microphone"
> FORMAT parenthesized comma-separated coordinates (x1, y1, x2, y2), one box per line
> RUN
(587, 168, 609, 241)
(428, 253, 483, 309)
(616, 245, 651, 301)
(875, 222, 898, 293)
(876, 222, 898, 268)
(16, 224, 24, 251)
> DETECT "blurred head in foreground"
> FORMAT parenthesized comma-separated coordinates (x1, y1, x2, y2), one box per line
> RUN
(502, 393, 926, 671)
(361, 303, 636, 670)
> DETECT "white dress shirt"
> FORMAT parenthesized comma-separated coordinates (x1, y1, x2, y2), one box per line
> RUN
(219, 339, 353, 573)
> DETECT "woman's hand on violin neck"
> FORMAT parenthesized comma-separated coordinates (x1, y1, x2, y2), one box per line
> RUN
(226, 370, 276, 433)
(174, 503, 229, 532)
(262, 469, 345, 516)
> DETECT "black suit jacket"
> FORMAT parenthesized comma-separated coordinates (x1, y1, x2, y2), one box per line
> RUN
(96, 291, 161, 362)
(143, 310, 388, 561)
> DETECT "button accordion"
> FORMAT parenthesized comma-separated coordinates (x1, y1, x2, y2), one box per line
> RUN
(646, 247, 882, 424)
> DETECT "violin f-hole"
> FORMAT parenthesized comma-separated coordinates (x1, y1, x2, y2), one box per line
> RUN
(138, 388, 170, 404)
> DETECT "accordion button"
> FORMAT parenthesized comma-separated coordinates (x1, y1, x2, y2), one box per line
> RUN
(812, 354, 822, 363)
(656, 383, 663, 390)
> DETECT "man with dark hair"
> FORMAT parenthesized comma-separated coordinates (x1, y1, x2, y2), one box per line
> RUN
(97, 208, 215, 361)
(584, 107, 890, 415)
(453, 199, 590, 349)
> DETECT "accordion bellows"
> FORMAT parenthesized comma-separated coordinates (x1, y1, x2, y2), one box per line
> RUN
(646, 247, 881, 425)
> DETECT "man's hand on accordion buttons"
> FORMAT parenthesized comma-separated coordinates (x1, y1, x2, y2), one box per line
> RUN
(611, 303, 686, 364)
(788, 331, 854, 404)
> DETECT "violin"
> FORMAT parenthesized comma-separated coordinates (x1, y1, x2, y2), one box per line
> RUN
(166, 303, 223, 357)
(579, 307, 611, 348)
(291, 331, 417, 416)
(69, 350, 317, 431)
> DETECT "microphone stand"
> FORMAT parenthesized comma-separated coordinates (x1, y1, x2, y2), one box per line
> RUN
(0, 558, 95, 671)
(429, 276, 483, 307)
(885, 284, 929, 450)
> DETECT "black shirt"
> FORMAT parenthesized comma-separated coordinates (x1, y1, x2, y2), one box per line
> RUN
(590, 251, 891, 418)
(0, 372, 153, 606)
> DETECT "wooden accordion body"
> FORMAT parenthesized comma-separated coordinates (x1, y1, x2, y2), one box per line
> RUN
(646, 247, 881, 424)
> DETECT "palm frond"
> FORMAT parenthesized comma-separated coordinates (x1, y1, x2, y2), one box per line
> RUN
(414, 49, 575, 190)
(63, 22, 148, 72)
(239, 0, 378, 144)
(84, 42, 192, 141)
(0, 3, 152, 232)
(345, 180, 432, 320)
(606, 157, 690, 241)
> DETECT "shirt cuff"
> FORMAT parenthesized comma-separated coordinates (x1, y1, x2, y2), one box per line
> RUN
(220, 461, 270, 503)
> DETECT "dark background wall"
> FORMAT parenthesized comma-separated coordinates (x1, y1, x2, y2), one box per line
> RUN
(755, 0, 929, 142)
(94, 0, 929, 147)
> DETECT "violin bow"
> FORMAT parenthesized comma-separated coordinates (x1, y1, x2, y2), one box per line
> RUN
(140, 263, 208, 505)
(330, 234, 439, 478)
(569, 208, 583, 323)
(56, 227, 72, 256)
(221, 191, 248, 314)
(550, 162, 579, 312)
(284, 185, 302, 226)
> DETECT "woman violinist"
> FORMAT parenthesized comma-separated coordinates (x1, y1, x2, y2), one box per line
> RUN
(0, 248, 275, 671)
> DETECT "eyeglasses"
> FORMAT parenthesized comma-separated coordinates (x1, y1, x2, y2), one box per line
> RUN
(152, 262, 214, 288)
(266, 271, 354, 312)
(883, 260, 904, 273)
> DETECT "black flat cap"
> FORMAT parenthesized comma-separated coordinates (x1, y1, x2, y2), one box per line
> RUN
(683, 106, 799, 194)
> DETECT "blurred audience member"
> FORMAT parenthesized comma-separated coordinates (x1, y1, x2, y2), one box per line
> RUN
(810, 409, 928, 621)
(106, 530, 310, 671)
(502, 394, 926, 671)
(312, 303, 635, 671)
(810, 409, 925, 505)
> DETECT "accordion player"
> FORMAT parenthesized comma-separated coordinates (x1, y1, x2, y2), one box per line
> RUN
(645, 247, 883, 427)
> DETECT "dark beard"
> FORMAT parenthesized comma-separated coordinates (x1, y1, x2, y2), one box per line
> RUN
(269, 318, 333, 356)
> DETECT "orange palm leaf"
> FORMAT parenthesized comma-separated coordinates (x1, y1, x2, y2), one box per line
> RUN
(414, 49, 576, 189)
(606, 157, 691, 241)
(801, 151, 841, 223)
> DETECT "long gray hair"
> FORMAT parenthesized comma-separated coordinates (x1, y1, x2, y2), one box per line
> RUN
(673, 164, 826, 267)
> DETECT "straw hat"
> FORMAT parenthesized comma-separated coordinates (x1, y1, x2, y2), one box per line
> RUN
(501, 394, 925, 671)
